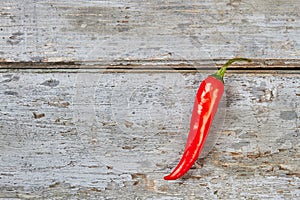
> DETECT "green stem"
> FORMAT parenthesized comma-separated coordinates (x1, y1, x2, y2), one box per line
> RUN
(215, 58, 251, 80)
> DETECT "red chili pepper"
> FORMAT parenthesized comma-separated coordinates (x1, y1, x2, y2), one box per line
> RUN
(164, 58, 251, 180)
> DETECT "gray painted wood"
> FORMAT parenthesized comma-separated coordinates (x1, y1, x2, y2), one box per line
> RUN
(0, 0, 300, 64)
(1, 0, 299, 199)
(0, 68, 299, 199)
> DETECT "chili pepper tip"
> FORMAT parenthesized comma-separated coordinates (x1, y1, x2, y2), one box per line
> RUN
(164, 175, 175, 180)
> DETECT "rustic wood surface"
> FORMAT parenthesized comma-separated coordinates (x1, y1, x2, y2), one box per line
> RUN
(0, 0, 300, 64)
(0, 67, 299, 199)
(1, 0, 300, 199)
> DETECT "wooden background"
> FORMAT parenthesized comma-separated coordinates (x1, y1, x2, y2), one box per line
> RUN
(0, 0, 299, 199)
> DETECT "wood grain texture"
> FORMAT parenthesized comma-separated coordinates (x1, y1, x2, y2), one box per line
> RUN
(0, 68, 299, 199)
(1, 0, 300, 199)
(0, 0, 300, 64)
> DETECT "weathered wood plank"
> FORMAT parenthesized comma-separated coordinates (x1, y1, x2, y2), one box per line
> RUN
(1, 59, 300, 70)
(0, 0, 300, 63)
(0, 69, 299, 199)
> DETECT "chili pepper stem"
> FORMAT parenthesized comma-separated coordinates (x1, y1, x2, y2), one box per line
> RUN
(215, 58, 252, 80)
